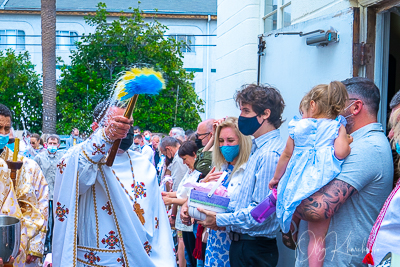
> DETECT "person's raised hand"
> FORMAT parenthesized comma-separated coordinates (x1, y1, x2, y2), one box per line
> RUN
(212, 117, 227, 134)
(104, 115, 133, 141)
(202, 167, 223, 183)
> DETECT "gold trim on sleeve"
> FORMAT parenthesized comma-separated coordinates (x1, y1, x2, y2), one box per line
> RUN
(81, 147, 98, 165)
(102, 128, 113, 145)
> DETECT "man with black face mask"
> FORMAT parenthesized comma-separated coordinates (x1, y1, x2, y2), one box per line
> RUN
(198, 84, 286, 267)
(52, 103, 176, 266)
(193, 119, 214, 179)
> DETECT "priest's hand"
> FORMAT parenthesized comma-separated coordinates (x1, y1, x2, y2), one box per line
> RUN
(26, 254, 39, 264)
(198, 208, 225, 231)
(0, 256, 14, 267)
(0, 249, 20, 266)
(0, 257, 14, 267)
(105, 115, 133, 141)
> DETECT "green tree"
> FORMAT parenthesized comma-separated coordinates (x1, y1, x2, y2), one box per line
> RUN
(57, 3, 204, 134)
(0, 49, 43, 133)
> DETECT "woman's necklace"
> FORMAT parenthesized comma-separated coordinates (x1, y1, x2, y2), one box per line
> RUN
(112, 152, 145, 225)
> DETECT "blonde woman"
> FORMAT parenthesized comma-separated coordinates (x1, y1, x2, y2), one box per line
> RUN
(202, 117, 252, 267)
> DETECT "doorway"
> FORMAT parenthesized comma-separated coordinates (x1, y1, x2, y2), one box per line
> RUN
(374, 5, 400, 133)
(388, 10, 400, 117)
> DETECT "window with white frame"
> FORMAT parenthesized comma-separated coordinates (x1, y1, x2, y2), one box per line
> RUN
(0, 30, 25, 50)
(170, 34, 195, 53)
(56, 31, 78, 50)
(263, 0, 291, 33)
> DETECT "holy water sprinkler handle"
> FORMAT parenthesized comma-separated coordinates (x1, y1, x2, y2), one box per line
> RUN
(106, 94, 139, 167)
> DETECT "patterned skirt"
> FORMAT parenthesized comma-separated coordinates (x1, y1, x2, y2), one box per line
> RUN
(205, 229, 231, 267)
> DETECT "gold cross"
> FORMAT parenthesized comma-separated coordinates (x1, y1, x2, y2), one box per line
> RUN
(134, 202, 145, 225)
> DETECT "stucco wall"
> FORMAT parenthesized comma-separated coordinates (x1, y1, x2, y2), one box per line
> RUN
(214, 0, 261, 119)
(291, 0, 357, 24)
(260, 8, 355, 141)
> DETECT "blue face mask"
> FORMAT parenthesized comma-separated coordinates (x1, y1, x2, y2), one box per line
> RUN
(220, 145, 240, 163)
(47, 145, 58, 154)
(0, 134, 10, 150)
(6, 143, 14, 151)
(145, 135, 151, 141)
(238, 115, 264, 136)
(396, 143, 400, 155)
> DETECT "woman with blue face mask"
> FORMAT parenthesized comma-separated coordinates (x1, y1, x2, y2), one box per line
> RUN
(200, 117, 252, 267)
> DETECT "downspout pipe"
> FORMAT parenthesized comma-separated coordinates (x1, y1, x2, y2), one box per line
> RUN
(205, 14, 211, 119)
(257, 35, 266, 85)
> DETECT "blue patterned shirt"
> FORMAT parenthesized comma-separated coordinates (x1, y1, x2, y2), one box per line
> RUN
(216, 129, 285, 238)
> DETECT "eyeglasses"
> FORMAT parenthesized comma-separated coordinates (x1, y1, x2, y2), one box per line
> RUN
(196, 132, 210, 140)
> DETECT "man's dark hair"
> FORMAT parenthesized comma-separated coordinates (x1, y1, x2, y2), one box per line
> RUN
(341, 77, 380, 115)
(390, 90, 400, 109)
(178, 141, 198, 157)
(235, 84, 285, 128)
(31, 133, 40, 141)
(133, 126, 141, 132)
(160, 136, 180, 151)
(0, 104, 12, 123)
(134, 134, 143, 141)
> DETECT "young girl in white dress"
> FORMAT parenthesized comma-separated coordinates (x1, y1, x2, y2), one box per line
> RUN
(269, 81, 352, 267)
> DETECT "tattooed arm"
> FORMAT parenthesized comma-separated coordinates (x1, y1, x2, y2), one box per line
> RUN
(296, 178, 357, 222)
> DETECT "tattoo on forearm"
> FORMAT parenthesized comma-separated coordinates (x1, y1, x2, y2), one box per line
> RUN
(296, 179, 356, 221)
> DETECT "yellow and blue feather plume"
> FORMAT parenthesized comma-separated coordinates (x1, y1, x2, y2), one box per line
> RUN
(116, 67, 165, 101)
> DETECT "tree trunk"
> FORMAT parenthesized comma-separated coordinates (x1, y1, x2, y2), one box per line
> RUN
(41, 0, 56, 134)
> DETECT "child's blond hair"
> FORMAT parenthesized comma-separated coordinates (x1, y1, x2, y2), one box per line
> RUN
(300, 81, 349, 119)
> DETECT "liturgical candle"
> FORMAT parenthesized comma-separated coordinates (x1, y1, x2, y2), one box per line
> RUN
(13, 138, 19, 162)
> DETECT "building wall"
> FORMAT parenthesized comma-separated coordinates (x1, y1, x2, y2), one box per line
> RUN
(213, 2, 356, 266)
(213, 0, 261, 119)
(291, 0, 357, 24)
(0, 13, 216, 120)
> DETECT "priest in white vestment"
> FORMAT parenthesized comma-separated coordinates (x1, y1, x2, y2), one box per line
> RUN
(53, 107, 176, 267)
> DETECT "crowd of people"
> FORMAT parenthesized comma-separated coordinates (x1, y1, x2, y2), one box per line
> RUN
(0, 76, 400, 267)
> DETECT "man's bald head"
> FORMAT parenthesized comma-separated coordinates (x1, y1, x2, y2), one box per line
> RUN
(196, 118, 214, 147)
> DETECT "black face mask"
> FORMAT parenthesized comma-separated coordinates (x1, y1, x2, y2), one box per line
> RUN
(238, 115, 264, 136)
(119, 126, 134, 151)
(195, 138, 204, 149)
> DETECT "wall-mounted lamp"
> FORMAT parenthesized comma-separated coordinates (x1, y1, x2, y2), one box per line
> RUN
(306, 31, 339, 46)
